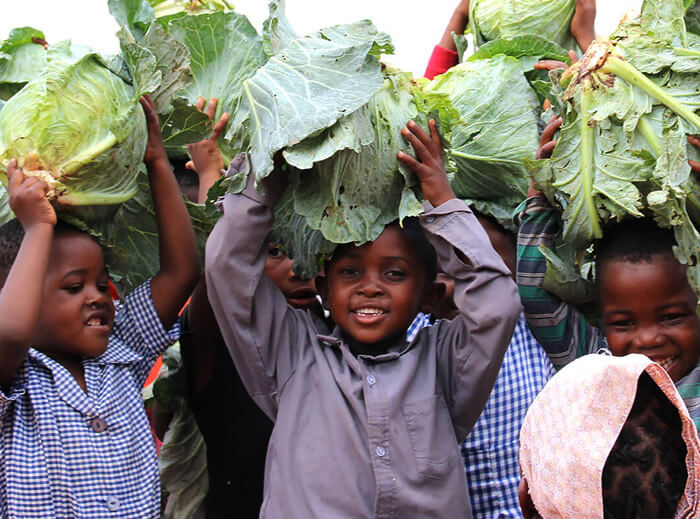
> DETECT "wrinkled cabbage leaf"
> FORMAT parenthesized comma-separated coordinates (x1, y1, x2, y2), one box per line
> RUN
(419, 56, 539, 230)
(0, 27, 48, 100)
(530, 0, 700, 303)
(226, 5, 386, 188)
(166, 10, 268, 162)
(469, 0, 577, 50)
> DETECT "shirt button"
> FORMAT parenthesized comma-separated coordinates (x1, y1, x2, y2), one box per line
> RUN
(90, 417, 107, 433)
(106, 496, 120, 511)
(376, 446, 386, 457)
(366, 375, 376, 386)
(425, 216, 436, 224)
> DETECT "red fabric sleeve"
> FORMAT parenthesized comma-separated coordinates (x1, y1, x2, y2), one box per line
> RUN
(424, 45, 459, 79)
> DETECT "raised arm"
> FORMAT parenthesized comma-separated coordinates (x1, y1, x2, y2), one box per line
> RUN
(140, 95, 200, 329)
(571, 0, 596, 53)
(424, 1, 468, 79)
(517, 117, 600, 367)
(0, 161, 56, 388)
(204, 155, 304, 419)
(399, 120, 520, 439)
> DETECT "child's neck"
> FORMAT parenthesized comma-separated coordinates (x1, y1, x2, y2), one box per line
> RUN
(342, 330, 406, 357)
(44, 351, 87, 393)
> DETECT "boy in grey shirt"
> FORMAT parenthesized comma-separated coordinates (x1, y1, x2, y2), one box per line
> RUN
(205, 120, 521, 518)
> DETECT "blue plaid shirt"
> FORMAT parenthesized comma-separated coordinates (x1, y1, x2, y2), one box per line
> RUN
(0, 281, 180, 518)
(408, 313, 554, 518)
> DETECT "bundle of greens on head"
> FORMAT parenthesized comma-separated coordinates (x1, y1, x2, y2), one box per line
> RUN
(222, 0, 423, 277)
(0, 21, 198, 291)
(468, 0, 578, 50)
(529, 0, 700, 306)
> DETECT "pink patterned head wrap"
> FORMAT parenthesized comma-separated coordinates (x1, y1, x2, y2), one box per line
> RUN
(519, 353, 700, 519)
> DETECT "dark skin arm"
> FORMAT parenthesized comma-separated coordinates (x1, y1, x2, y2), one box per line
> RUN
(398, 119, 456, 207)
(689, 135, 700, 173)
(570, 0, 596, 53)
(140, 95, 201, 329)
(438, 1, 470, 52)
(0, 161, 56, 388)
(185, 97, 230, 204)
(528, 115, 563, 197)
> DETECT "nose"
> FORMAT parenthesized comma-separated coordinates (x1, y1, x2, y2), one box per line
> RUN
(357, 272, 384, 297)
(86, 286, 109, 307)
(631, 325, 665, 350)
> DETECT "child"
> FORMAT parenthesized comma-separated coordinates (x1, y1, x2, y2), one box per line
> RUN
(204, 119, 521, 518)
(175, 98, 323, 516)
(517, 116, 700, 429)
(0, 95, 200, 518)
(518, 353, 700, 518)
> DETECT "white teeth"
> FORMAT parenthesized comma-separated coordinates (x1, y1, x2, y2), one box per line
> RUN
(355, 308, 385, 316)
(86, 318, 102, 327)
(656, 356, 677, 371)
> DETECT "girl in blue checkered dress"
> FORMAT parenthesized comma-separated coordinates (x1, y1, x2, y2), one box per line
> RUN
(0, 96, 200, 518)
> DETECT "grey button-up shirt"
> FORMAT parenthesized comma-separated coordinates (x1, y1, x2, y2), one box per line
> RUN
(205, 179, 521, 519)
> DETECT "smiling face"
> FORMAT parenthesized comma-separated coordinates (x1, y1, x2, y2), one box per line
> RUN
(599, 252, 700, 382)
(319, 225, 429, 352)
(32, 230, 115, 361)
(264, 244, 319, 310)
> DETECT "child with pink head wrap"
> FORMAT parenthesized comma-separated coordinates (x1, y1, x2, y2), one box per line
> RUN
(519, 353, 700, 519)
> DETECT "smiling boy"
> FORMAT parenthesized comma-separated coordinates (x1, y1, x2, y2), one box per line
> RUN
(205, 120, 521, 518)
(0, 96, 200, 517)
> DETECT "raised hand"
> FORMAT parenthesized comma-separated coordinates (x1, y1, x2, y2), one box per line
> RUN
(528, 116, 563, 197)
(398, 119, 456, 207)
(6, 159, 56, 229)
(140, 95, 169, 167)
(185, 97, 230, 175)
(571, 0, 596, 53)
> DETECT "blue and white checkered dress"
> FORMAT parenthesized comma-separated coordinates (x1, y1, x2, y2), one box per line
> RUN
(407, 312, 554, 518)
(0, 282, 180, 518)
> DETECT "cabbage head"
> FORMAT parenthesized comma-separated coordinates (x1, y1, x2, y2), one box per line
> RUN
(0, 42, 146, 207)
(469, 0, 577, 49)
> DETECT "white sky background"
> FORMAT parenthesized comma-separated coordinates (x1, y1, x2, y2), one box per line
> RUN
(1, 0, 643, 76)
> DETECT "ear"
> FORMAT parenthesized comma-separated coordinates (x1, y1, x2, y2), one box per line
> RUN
(420, 280, 446, 315)
(315, 275, 329, 310)
(518, 477, 542, 519)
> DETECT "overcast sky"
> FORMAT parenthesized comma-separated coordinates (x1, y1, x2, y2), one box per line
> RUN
(1, 0, 643, 76)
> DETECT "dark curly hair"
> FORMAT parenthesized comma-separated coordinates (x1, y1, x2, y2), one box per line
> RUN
(602, 373, 688, 519)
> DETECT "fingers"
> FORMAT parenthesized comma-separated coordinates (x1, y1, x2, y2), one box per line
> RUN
(688, 135, 700, 148)
(211, 112, 230, 140)
(185, 160, 194, 170)
(428, 119, 443, 158)
(534, 59, 569, 71)
(689, 159, 700, 173)
(568, 50, 579, 63)
(6, 159, 23, 188)
(539, 116, 563, 148)
(205, 98, 218, 119)
(195, 96, 206, 111)
(536, 141, 557, 160)
(397, 150, 421, 171)
(139, 95, 159, 128)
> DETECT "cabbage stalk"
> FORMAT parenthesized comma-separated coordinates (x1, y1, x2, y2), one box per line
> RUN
(0, 43, 146, 206)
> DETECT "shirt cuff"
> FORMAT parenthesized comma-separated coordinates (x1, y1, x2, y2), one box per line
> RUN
(125, 281, 181, 350)
(424, 45, 459, 79)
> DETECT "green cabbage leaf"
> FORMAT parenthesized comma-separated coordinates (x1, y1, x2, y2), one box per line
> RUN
(418, 55, 540, 230)
(529, 0, 700, 304)
(469, 0, 577, 50)
(0, 27, 49, 100)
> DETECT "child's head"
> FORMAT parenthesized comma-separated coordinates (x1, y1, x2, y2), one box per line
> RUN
(317, 217, 437, 350)
(0, 219, 115, 358)
(595, 219, 700, 382)
(264, 244, 319, 310)
(519, 354, 700, 519)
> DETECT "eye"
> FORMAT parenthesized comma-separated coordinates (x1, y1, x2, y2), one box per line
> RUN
(384, 269, 407, 280)
(660, 313, 686, 324)
(63, 283, 83, 294)
(608, 318, 634, 329)
(338, 266, 360, 277)
(268, 246, 283, 258)
(98, 282, 110, 293)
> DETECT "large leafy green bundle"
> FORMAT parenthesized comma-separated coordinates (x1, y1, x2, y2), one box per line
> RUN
(418, 55, 541, 230)
(530, 0, 700, 302)
(0, 42, 146, 207)
(469, 0, 577, 49)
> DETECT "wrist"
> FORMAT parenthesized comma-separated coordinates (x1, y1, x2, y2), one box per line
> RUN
(145, 153, 170, 171)
(22, 221, 54, 235)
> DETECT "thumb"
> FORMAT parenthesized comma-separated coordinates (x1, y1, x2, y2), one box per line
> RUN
(185, 161, 195, 170)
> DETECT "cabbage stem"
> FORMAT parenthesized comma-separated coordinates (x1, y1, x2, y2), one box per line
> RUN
(577, 86, 602, 240)
(636, 115, 661, 156)
(601, 56, 700, 131)
(673, 47, 700, 57)
(57, 189, 138, 206)
(59, 134, 119, 176)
